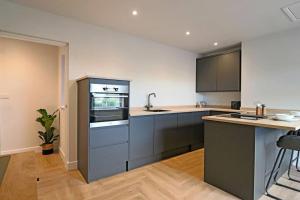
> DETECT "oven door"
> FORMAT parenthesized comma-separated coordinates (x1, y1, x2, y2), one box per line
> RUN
(90, 93, 129, 127)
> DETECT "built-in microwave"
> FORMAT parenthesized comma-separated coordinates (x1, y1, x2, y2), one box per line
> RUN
(89, 83, 129, 128)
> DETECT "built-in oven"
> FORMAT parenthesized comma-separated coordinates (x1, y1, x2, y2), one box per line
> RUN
(89, 83, 129, 128)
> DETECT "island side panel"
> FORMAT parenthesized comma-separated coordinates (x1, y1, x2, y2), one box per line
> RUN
(255, 127, 290, 190)
(204, 121, 256, 200)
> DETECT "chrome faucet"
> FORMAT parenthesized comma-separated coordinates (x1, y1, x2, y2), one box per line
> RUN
(145, 93, 156, 111)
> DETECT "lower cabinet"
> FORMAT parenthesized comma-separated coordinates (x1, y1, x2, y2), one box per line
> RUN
(89, 143, 128, 182)
(128, 111, 210, 170)
(154, 114, 179, 154)
(129, 116, 154, 160)
(177, 113, 197, 147)
(192, 111, 209, 148)
(78, 125, 129, 183)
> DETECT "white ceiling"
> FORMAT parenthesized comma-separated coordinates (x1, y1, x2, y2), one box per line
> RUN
(7, 0, 300, 53)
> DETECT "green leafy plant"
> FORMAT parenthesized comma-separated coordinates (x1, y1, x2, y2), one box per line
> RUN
(36, 109, 59, 145)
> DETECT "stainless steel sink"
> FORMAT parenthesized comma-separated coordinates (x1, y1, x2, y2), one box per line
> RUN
(144, 109, 170, 112)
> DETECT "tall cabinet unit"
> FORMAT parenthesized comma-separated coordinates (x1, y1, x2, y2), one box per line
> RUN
(77, 77, 130, 183)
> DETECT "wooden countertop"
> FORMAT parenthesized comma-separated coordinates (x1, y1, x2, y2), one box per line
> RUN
(129, 106, 239, 117)
(203, 115, 300, 131)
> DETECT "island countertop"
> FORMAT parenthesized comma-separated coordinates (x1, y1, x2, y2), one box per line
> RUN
(203, 115, 300, 131)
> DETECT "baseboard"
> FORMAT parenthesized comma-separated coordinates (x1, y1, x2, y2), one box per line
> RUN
(59, 147, 66, 164)
(0, 146, 41, 155)
(58, 147, 78, 170)
(67, 160, 78, 170)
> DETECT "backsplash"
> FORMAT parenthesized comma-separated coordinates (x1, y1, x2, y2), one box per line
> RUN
(196, 92, 241, 106)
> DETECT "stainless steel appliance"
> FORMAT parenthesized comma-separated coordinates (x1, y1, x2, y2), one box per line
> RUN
(90, 83, 129, 128)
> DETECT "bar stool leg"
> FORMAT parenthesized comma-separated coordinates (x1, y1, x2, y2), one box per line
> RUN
(287, 150, 293, 179)
(273, 149, 287, 182)
(296, 151, 300, 172)
(266, 148, 284, 199)
(275, 149, 300, 192)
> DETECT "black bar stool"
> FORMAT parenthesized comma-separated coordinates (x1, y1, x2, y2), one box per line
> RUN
(265, 130, 300, 199)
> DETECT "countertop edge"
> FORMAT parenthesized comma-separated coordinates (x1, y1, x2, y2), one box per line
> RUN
(203, 116, 299, 131)
(129, 108, 239, 117)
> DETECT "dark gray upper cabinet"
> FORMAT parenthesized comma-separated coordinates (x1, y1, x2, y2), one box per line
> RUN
(217, 51, 241, 91)
(196, 56, 218, 92)
(129, 116, 154, 160)
(196, 50, 241, 92)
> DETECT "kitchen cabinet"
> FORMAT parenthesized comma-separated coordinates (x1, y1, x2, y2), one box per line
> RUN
(88, 125, 129, 182)
(196, 50, 241, 92)
(90, 125, 128, 149)
(196, 56, 218, 92)
(177, 113, 196, 147)
(192, 111, 209, 148)
(89, 143, 128, 182)
(129, 116, 154, 160)
(217, 51, 241, 91)
(77, 77, 130, 183)
(128, 111, 210, 169)
(154, 114, 179, 154)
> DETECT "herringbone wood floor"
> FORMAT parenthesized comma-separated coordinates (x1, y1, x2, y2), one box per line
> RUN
(36, 149, 300, 200)
(1, 149, 300, 199)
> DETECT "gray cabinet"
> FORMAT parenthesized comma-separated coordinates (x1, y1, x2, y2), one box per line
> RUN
(217, 51, 241, 91)
(77, 77, 130, 183)
(129, 116, 154, 160)
(128, 111, 210, 169)
(177, 113, 195, 147)
(196, 56, 218, 92)
(192, 111, 209, 147)
(88, 125, 129, 182)
(89, 143, 128, 181)
(154, 114, 179, 154)
(90, 125, 128, 149)
(196, 50, 241, 92)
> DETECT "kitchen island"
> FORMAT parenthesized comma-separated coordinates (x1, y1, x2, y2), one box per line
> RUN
(203, 114, 300, 200)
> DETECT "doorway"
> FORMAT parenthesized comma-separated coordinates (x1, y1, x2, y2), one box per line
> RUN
(0, 31, 69, 157)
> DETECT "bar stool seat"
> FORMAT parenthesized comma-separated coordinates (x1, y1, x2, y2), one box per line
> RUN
(277, 135, 300, 151)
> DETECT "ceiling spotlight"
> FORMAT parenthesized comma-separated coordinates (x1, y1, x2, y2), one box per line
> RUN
(185, 31, 190, 36)
(132, 10, 138, 16)
(214, 42, 218, 46)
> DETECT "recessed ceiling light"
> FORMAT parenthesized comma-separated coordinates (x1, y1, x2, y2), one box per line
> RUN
(185, 31, 190, 36)
(132, 10, 138, 16)
(213, 42, 218, 46)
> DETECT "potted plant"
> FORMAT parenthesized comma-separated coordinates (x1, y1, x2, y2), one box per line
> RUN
(36, 109, 59, 155)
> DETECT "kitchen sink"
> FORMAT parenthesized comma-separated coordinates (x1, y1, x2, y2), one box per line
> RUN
(144, 109, 170, 112)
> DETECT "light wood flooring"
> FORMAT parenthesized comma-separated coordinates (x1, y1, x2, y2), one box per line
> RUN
(1, 149, 300, 200)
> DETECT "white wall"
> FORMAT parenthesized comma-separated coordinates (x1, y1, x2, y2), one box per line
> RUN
(242, 27, 300, 110)
(0, 1, 197, 164)
(0, 37, 59, 154)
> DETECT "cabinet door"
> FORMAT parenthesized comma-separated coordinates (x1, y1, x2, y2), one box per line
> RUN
(196, 56, 218, 92)
(192, 112, 209, 146)
(177, 113, 195, 147)
(129, 116, 154, 160)
(90, 125, 128, 149)
(89, 143, 128, 182)
(154, 114, 178, 154)
(217, 51, 241, 91)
